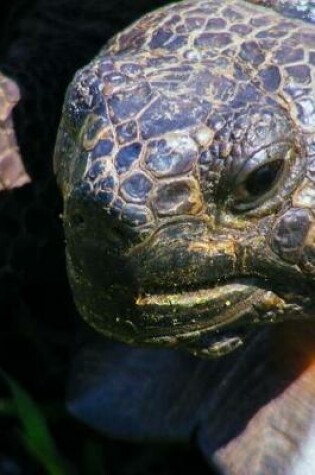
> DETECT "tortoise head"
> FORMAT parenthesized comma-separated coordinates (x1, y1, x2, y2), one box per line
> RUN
(54, 0, 315, 357)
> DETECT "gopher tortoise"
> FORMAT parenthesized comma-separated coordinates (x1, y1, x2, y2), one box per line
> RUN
(2, 0, 315, 473)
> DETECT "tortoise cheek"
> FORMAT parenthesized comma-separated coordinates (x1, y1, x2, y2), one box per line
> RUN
(271, 208, 313, 265)
(270, 179, 315, 277)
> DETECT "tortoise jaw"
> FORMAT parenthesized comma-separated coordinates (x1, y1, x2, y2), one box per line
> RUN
(132, 280, 291, 351)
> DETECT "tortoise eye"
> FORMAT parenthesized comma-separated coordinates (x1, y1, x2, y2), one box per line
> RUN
(232, 157, 286, 210)
(244, 159, 284, 197)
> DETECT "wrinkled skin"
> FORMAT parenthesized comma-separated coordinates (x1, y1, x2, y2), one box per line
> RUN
(55, 0, 315, 358)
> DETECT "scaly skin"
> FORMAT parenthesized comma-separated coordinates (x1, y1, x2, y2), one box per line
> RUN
(55, 0, 315, 357)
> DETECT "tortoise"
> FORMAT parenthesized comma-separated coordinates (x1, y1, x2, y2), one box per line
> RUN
(54, 0, 315, 359)
(52, 0, 315, 472)
(1, 0, 315, 473)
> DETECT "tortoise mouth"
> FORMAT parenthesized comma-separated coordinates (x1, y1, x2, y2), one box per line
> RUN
(132, 278, 290, 346)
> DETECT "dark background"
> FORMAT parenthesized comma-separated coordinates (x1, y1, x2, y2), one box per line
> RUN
(0, 1, 211, 473)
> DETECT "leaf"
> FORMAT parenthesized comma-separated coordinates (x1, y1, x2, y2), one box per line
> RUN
(0, 369, 69, 475)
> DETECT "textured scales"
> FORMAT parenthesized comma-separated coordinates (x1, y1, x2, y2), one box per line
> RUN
(55, 0, 315, 357)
